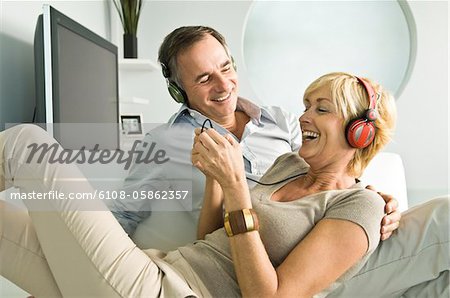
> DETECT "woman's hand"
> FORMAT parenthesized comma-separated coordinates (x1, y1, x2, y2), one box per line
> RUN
(191, 128, 245, 189)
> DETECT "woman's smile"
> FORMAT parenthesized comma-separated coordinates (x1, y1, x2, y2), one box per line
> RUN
(302, 130, 320, 143)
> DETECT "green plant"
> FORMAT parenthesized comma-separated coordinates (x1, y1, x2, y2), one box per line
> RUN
(112, 0, 143, 35)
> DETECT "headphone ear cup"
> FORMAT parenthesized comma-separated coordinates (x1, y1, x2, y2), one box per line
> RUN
(346, 119, 376, 148)
(167, 81, 188, 104)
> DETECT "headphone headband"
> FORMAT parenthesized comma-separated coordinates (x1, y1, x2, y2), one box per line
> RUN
(161, 63, 171, 78)
(356, 77, 377, 110)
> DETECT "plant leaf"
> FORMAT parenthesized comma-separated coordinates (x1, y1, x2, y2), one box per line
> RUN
(112, 0, 143, 35)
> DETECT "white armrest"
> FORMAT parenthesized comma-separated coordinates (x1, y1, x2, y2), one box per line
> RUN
(360, 152, 408, 211)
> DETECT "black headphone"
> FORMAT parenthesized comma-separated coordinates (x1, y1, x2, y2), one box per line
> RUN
(161, 63, 188, 104)
(161, 56, 237, 104)
(345, 77, 379, 149)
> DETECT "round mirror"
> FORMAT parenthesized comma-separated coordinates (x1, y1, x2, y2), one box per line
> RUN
(243, 1, 416, 115)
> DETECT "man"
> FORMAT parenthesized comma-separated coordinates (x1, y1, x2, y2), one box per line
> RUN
(111, 26, 400, 251)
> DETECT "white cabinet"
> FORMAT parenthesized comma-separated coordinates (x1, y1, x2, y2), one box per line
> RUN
(117, 58, 158, 106)
(118, 59, 159, 71)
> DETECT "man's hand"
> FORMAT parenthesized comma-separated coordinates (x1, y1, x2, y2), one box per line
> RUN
(366, 185, 401, 241)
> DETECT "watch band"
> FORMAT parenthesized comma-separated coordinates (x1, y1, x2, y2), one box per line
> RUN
(224, 208, 259, 237)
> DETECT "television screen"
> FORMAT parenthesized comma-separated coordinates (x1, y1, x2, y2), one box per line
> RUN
(34, 5, 119, 149)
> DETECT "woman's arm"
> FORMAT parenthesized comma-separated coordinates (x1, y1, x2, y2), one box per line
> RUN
(192, 128, 226, 239)
(220, 181, 368, 297)
(227, 201, 368, 297)
(196, 177, 224, 239)
(219, 179, 368, 297)
(193, 129, 371, 297)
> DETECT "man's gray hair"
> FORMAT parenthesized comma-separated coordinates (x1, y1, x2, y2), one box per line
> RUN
(158, 26, 230, 88)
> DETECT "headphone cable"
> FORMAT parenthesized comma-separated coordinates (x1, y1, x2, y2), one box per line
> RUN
(200, 118, 307, 186)
(201, 119, 213, 132)
(246, 172, 306, 186)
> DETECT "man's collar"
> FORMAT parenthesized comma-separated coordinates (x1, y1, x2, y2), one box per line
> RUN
(236, 97, 277, 125)
(168, 97, 277, 126)
(167, 105, 191, 126)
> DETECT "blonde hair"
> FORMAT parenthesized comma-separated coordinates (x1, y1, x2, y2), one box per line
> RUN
(303, 72, 397, 177)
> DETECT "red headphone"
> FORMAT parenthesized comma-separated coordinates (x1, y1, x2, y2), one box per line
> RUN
(345, 77, 378, 149)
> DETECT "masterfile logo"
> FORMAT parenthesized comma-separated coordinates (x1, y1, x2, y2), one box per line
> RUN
(25, 140, 170, 170)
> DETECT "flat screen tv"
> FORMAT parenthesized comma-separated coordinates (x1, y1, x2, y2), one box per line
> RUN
(34, 4, 119, 149)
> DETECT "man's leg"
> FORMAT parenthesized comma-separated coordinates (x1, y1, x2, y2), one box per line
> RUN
(329, 196, 450, 298)
(0, 125, 173, 297)
(401, 270, 449, 298)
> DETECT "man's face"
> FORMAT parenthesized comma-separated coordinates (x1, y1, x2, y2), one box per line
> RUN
(177, 35, 239, 122)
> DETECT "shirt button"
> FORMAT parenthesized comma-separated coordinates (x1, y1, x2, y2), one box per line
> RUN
(190, 112, 195, 117)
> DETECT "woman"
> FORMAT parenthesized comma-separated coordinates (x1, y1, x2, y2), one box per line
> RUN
(191, 72, 394, 297)
(0, 73, 447, 297)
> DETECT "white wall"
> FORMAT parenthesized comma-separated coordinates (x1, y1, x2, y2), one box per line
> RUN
(124, 0, 448, 206)
(385, 1, 448, 206)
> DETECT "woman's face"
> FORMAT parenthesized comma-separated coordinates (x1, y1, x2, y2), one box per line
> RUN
(299, 84, 354, 169)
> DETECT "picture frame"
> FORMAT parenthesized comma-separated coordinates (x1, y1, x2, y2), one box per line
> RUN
(120, 114, 143, 135)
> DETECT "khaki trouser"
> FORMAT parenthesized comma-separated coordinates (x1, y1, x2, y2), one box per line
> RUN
(0, 124, 208, 297)
(328, 196, 449, 298)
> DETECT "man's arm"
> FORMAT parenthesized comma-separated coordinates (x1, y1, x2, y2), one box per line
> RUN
(283, 108, 302, 152)
(379, 191, 401, 240)
(109, 165, 158, 236)
(111, 209, 151, 235)
(109, 133, 167, 236)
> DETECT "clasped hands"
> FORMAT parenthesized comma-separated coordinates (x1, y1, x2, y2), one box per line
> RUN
(191, 128, 246, 189)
